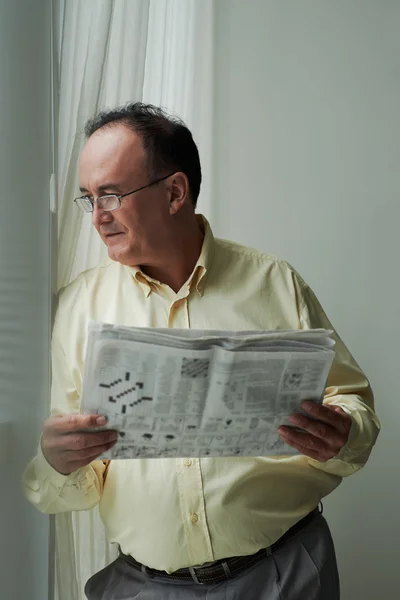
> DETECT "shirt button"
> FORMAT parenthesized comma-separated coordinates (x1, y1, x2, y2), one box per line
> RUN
(190, 513, 199, 524)
(184, 458, 193, 467)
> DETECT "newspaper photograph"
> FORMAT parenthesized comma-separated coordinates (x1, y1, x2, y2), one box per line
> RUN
(80, 322, 335, 459)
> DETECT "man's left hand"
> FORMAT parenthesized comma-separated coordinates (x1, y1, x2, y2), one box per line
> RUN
(278, 401, 352, 461)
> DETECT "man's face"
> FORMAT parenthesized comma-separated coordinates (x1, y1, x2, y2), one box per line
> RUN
(79, 124, 172, 267)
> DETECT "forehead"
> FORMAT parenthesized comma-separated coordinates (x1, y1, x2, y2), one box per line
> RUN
(79, 124, 146, 188)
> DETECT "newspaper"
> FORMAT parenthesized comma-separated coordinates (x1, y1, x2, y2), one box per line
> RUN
(80, 322, 335, 458)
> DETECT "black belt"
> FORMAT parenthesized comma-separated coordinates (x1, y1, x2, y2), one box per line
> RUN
(119, 505, 322, 585)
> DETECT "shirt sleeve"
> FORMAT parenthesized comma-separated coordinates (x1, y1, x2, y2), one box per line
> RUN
(291, 268, 380, 477)
(22, 329, 107, 514)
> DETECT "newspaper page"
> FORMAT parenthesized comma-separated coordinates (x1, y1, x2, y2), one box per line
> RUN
(80, 322, 335, 458)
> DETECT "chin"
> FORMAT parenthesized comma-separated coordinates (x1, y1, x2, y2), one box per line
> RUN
(107, 244, 139, 267)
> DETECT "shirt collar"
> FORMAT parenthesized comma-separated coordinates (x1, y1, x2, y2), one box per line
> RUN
(128, 214, 214, 298)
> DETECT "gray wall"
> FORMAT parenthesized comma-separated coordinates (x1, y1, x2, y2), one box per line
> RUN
(213, 1, 399, 597)
(0, 0, 51, 598)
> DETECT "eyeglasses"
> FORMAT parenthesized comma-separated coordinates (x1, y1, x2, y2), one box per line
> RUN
(74, 172, 176, 213)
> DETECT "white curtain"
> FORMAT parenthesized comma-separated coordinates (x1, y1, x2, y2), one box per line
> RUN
(54, 1, 214, 598)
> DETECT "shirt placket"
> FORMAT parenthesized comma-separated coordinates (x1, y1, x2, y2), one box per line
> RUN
(167, 285, 214, 565)
(167, 289, 189, 329)
(176, 456, 214, 565)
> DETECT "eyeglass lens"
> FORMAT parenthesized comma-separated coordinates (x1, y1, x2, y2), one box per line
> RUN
(76, 195, 120, 213)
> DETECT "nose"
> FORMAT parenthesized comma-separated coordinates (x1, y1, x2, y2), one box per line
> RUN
(91, 202, 113, 229)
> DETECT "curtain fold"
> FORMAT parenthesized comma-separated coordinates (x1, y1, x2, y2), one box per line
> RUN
(54, 1, 214, 598)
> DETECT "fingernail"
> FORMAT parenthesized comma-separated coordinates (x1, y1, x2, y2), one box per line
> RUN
(302, 401, 312, 410)
(96, 416, 107, 425)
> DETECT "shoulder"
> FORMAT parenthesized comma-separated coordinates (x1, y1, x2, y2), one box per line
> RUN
(214, 236, 302, 278)
(53, 258, 124, 346)
(211, 237, 312, 304)
(214, 236, 280, 263)
(57, 258, 119, 308)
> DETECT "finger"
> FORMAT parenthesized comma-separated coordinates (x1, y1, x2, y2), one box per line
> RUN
(325, 405, 352, 431)
(64, 430, 118, 452)
(278, 426, 334, 460)
(44, 430, 118, 453)
(278, 431, 332, 461)
(287, 414, 344, 447)
(66, 441, 117, 471)
(66, 439, 118, 463)
(301, 401, 350, 433)
(73, 430, 118, 450)
(46, 414, 108, 434)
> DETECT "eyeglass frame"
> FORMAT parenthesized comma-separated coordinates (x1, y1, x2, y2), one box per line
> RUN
(74, 171, 177, 213)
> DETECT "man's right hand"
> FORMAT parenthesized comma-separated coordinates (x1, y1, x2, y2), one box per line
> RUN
(41, 414, 118, 475)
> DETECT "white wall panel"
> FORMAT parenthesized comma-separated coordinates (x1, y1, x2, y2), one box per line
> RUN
(0, 0, 51, 598)
(213, 1, 400, 598)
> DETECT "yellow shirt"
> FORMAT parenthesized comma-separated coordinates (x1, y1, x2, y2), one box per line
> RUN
(23, 216, 380, 572)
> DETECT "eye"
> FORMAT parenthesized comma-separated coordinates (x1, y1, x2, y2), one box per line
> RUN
(82, 196, 94, 208)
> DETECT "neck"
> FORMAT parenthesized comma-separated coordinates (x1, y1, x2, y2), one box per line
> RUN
(140, 214, 204, 293)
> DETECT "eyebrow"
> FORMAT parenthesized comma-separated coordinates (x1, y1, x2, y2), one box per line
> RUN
(79, 183, 125, 194)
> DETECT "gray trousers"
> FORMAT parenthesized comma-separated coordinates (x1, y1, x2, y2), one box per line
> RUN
(84, 513, 339, 599)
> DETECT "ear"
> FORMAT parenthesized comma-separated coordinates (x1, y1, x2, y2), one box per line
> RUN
(168, 172, 190, 215)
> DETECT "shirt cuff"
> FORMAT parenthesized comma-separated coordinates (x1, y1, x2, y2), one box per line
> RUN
(307, 401, 378, 477)
(35, 436, 72, 489)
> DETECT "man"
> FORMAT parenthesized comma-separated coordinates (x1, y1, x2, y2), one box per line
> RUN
(23, 103, 380, 599)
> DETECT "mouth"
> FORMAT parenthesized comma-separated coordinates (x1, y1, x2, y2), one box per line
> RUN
(105, 232, 123, 239)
